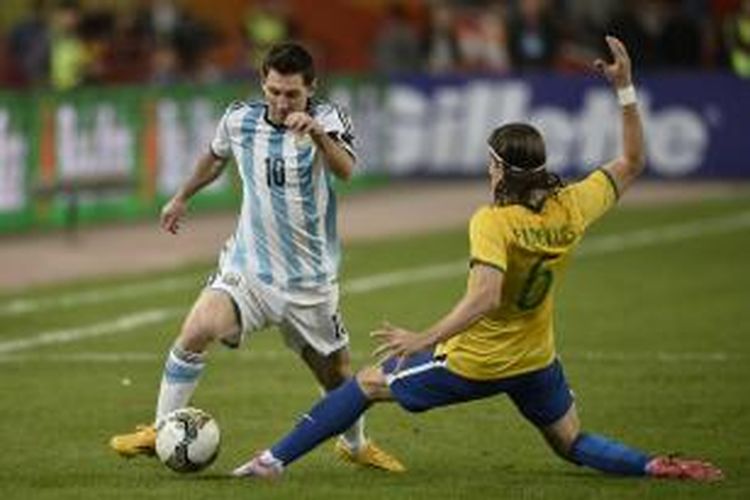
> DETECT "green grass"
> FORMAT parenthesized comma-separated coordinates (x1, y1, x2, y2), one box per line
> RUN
(1, 197, 749, 499)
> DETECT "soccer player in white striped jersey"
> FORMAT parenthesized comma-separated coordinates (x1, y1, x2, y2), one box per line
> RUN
(109, 42, 404, 472)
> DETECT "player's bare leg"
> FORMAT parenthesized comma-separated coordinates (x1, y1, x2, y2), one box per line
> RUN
(539, 402, 581, 460)
(300, 347, 405, 472)
(110, 289, 240, 458)
(540, 404, 722, 481)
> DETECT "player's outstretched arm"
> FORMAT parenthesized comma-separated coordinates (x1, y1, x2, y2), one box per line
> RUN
(160, 151, 227, 234)
(371, 265, 503, 368)
(596, 36, 645, 195)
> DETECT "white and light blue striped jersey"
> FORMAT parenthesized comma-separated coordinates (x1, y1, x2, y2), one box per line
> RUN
(210, 99, 355, 292)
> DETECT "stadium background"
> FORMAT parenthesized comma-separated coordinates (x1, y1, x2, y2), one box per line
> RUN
(0, 1, 749, 499)
(1, 0, 749, 237)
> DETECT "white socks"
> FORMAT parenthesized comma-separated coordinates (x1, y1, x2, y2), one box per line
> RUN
(155, 345, 205, 423)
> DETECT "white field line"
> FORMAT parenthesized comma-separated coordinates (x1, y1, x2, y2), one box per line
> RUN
(0, 349, 738, 365)
(0, 210, 748, 356)
(577, 209, 750, 257)
(0, 308, 181, 355)
(0, 277, 196, 316)
(2, 210, 748, 317)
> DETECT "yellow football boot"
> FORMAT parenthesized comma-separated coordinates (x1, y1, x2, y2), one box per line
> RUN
(109, 424, 157, 458)
(334, 438, 406, 472)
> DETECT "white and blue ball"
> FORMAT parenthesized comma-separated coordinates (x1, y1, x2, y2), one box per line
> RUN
(156, 407, 220, 473)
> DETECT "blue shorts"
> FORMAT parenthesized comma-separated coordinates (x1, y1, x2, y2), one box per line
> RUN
(382, 351, 573, 427)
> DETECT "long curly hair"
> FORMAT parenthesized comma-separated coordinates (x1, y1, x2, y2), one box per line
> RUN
(488, 123, 564, 212)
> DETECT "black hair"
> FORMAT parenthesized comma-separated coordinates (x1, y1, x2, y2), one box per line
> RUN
(261, 42, 316, 86)
(488, 123, 564, 212)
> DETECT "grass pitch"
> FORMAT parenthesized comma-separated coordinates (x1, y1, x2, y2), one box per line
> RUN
(0, 196, 748, 499)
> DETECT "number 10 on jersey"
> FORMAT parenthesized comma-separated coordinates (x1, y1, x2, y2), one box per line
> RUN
(266, 157, 286, 187)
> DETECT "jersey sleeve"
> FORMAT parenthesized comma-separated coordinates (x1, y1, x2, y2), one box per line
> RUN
(209, 103, 240, 159)
(316, 103, 357, 159)
(567, 169, 619, 227)
(469, 207, 508, 272)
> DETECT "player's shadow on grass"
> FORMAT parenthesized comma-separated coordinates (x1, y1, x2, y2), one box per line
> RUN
(516, 467, 648, 483)
(167, 472, 236, 482)
(163, 465, 651, 484)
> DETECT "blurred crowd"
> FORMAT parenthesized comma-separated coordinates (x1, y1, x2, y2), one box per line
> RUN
(2, 0, 749, 91)
(374, 0, 750, 75)
(2, 0, 225, 89)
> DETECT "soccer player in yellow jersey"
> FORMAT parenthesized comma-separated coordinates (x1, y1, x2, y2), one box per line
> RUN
(232, 37, 723, 482)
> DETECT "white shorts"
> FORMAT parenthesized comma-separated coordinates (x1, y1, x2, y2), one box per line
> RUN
(206, 269, 349, 356)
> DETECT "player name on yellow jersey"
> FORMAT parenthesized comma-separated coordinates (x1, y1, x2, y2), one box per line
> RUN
(512, 225, 577, 248)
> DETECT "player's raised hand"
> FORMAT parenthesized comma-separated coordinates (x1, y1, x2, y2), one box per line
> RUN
(160, 196, 187, 234)
(594, 36, 633, 89)
(284, 111, 324, 137)
(371, 321, 432, 371)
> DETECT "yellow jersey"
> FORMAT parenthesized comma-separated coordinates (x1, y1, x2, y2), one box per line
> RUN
(435, 169, 619, 380)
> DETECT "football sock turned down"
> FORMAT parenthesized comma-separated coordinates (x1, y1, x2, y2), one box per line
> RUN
(155, 344, 205, 423)
(340, 416, 366, 451)
(271, 378, 371, 465)
(570, 433, 650, 476)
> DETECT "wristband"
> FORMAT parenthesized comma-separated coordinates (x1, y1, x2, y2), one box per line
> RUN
(617, 85, 637, 107)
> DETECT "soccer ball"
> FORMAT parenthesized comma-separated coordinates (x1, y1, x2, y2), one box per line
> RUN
(155, 407, 221, 473)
